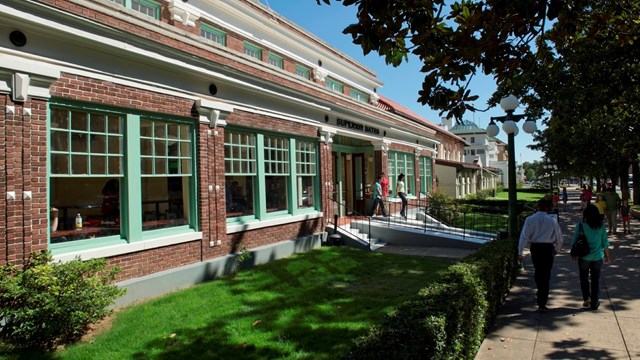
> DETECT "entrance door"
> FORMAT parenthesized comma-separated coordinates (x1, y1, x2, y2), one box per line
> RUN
(331, 151, 369, 216)
(352, 153, 366, 214)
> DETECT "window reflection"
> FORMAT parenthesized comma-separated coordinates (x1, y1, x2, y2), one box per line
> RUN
(50, 177, 121, 243)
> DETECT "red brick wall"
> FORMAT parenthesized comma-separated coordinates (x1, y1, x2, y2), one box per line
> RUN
(0, 95, 49, 266)
(226, 219, 323, 254)
(0, 72, 326, 280)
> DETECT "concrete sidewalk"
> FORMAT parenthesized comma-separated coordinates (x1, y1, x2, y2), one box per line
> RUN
(476, 189, 640, 359)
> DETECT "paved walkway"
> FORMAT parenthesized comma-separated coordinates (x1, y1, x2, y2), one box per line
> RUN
(476, 188, 640, 360)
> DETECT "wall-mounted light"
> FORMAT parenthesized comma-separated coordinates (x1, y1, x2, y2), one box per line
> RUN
(317, 60, 323, 67)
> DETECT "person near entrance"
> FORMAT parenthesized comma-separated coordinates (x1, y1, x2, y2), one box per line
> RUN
(517, 198, 563, 312)
(396, 173, 408, 219)
(369, 175, 387, 217)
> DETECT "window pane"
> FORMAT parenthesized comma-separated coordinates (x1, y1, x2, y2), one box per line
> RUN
(91, 135, 107, 153)
(141, 139, 153, 156)
(141, 176, 189, 230)
(141, 158, 153, 174)
(51, 131, 69, 151)
(50, 178, 121, 244)
(108, 116, 122, 134)
(51, 109, 69, 129)
(108, 156, 122, 175)
(154, 140, 167, 156)
(71, 111, 88, 131)
(266, 176, 288, 212)
(155, 158, 166, 174)
(71, 155, 88, 174)
(297, 176, 314, 209)
(51, 154, 69, 174)
(226, 175, 255, 217)
(91, 114, 106, 133)
(91, 156, 107, 174)
(71, 133, 88, 153)
(140, 120, 153, 137)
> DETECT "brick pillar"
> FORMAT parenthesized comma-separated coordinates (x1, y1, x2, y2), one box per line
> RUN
(199, 123, 228, 260)
(0, 95, 7, 265)
(320, 141, 334, 224)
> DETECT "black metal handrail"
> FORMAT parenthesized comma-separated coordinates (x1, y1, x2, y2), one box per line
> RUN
(328, 197, 373, 250)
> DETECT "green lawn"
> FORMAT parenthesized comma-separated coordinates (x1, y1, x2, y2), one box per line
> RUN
(5, 247, 451, 360)
(493, 191, 547, 201)
(452, 212, 509, 234)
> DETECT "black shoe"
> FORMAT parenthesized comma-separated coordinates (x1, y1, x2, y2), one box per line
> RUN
(591, 302, 600, 310)
(538, 306, 549, 312)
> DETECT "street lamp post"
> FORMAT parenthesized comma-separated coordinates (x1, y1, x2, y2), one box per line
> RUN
(486, 95, 537, 239)
(543, 164, 558, 193)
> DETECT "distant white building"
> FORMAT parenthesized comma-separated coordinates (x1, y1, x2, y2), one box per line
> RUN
(438, 118, 501, 197)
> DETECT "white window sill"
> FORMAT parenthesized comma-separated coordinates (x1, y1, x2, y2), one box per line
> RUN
(227, 212, 323, 234)
(53, 232, 203, 262)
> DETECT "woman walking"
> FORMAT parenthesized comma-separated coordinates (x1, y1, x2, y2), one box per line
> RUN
(572, 204, 611, 310)
(396, 173, 408, 219)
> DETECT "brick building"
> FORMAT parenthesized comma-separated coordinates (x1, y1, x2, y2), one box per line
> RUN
(0, 0, 466, 291)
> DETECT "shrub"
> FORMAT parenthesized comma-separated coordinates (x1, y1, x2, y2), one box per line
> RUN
(342, 235, 517, 359)
(0, 250, 125, 351)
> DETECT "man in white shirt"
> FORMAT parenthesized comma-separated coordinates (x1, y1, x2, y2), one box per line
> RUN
(517, 199, 563, 312)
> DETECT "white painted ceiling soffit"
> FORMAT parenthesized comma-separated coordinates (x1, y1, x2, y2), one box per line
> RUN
(193, 0, 383, 93)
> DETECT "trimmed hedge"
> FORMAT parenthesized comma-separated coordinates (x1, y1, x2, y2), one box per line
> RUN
(342, 235, 518, 360)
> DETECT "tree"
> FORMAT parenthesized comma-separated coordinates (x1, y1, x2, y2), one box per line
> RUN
(315, 0, 640, 123)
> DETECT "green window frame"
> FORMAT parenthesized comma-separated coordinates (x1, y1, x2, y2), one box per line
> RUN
(225, 129, 318, 223)
(268, 53, 284, 69)
(48, 103, 198, 253)
(419, 156, 433, 194)
(244, 42, 262, 60)
(388, 151, 415, 196)
(295, 65, 310, 80)
(350, 88, 369, 103)
(326, 78, 344, 93)
(110, 0, 160, 19)
(200, 23, 226, 46)
(295, 140, 317, 209)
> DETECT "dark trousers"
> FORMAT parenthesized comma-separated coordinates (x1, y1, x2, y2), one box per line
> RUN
(530, 243, 555, 308)
(370, 197, 386, 216)
(578, 258, 603, 309)
(398, 192, 407, 217)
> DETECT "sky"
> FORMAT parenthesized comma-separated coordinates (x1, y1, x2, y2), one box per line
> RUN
(258, 0, 545, 164)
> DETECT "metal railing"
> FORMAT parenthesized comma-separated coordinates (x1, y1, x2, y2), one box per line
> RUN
(328, 198, 373, 250)
(371, 197, 507, 241)
(328, 196, 508, 246)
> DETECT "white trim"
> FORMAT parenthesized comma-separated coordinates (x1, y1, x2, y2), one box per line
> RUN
(53, 232, 203, 262)
(227, 212, 322, 234)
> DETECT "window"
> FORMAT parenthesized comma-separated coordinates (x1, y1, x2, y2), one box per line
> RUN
(295, 65, 310, 80)
(201, 23, 226, 46)
(49, 106, 197, 248)
(268, 53, 284, 69)
(350, 89, 369, 103)
(470, 136, 475, 143)
(419, 156, 433, 194)
(477, 149, 485, 155)
(139, 119, 193, 231)
(263, 136, 289, 213)
(325, 78, 344, 93)
(110, 0, 160, 19)
(388, 151, 415, 195)
(224, 129, 318, 221)
(244, 42, 262, 60)
(296, 141, 316, 209)
(224, 131, 256, 217)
